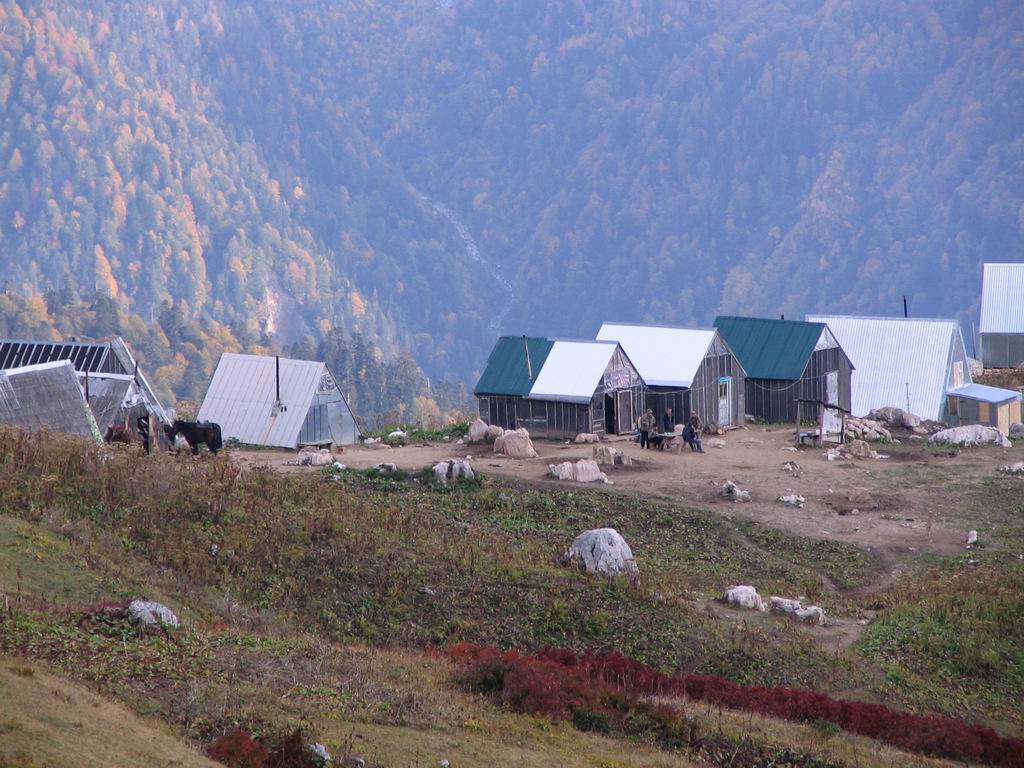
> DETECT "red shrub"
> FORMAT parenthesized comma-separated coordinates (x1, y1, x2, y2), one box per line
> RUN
(446, 644, 1024, 767)
(207, 729, 269, 768)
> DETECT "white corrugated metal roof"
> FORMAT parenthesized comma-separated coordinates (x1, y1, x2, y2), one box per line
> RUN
(948, 383, 1021, 404)
(527, 341, 618, 403)
(980, 263, 1024, 334)
(197, 353, 325, 448)
(807, 315, 966, 420)
(596, 323, 716, 387)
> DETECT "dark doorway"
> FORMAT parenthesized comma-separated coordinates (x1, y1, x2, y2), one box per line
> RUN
(604, 393, 616, 434)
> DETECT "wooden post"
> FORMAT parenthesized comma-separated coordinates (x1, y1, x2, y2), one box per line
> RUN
(818, 401, 825, 447)
(795, 398, 800, 446)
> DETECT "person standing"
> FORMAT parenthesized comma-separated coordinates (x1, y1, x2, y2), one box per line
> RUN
(686, 410, 705, 453)
(663, 407, 674, 433)
(638, 408, 656, 449)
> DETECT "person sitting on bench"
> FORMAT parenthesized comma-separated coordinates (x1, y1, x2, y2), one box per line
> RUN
(682, 411, 704, 453)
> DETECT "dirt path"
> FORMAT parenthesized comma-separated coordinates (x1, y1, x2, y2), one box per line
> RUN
(233, 426, 1018, 557)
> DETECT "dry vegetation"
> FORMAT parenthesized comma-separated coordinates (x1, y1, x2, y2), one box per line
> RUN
(0, 427, 1021, 766)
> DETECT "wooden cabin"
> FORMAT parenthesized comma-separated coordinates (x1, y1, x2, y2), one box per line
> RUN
(715, 316, 853, 425)
(596, 323, 746, 431)
(475, 336, 643, 440)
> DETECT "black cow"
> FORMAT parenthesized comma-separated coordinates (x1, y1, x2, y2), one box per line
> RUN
(164, 420, 223, 455)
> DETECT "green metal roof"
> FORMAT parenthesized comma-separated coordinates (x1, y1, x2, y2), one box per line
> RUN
(713, 316, 825, 380)
(474, 336, 554, 396)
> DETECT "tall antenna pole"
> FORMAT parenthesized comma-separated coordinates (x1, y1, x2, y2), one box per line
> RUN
(523, 336, 533, 380)
(903, 296, 908, 318)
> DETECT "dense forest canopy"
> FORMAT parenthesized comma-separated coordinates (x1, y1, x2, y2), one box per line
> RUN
(0, 0, 1020, 412)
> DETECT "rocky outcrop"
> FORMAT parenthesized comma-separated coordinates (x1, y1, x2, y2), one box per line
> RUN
(574, 433, 599, 444)
(563, 528, 638, 578)
(1009, 422, 1024, 439)
(928, 425, 1011, 448)
(844, 418, 893, 442)
(289, 446, 335, 466)
(999, 461, 1024, 476)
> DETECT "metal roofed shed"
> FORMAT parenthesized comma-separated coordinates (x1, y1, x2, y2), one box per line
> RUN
(198, 353, 360, 449)
(474, 337, 643, 439)
(714, 316, 853, 425)
(946, 383, 1021, 434)
(808, 315, 970, 423)
(596, 323, 746, 430)
(0, 336, 168, 425)
(979, 263, 1024, 369)
(0, 360, 102, 442)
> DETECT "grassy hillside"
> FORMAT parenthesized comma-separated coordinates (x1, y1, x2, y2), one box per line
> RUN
(0, 427, 1021, 765)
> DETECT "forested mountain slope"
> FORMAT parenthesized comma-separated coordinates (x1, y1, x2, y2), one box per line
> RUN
(1, 0, 1020, 407)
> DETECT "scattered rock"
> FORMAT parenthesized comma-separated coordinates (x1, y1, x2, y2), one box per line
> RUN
(172, 434, 191, 453)
(574, 433, 599, 443)
(868, 407, 922, 430)
(289, 447, 335, 466)
(468, 419, 490, 444)
(1009, 422, 1024, 439)
(433, 457, 475, 484)
(770, 596, 827, 626)
(309, 743, 332, 767)
(331, 461, 347, 472)
(721, 480, 751, 502)
(563, 528, 639, 578)
(549, 459, 612, 484)
(388, 429, 408, 445)
(494, 428, 538, 458)
(999, 461, 1024, 476)
(593, 445, 634, 467)
(966, 530, 978, 548)
(127, 600, 179, 629)
(780, 460, 802, 475)
(838, 439, 877, 460)
(418, 586, 437, 597)
(928, 425, 1011, 448)
(373, 462, 398, 473)
(844, 418, 892, 442)
(705, 437, 726, 449)
(486, 424, 503, 441)
(724, 585, 767, 612)
(777, 493, 805, 508)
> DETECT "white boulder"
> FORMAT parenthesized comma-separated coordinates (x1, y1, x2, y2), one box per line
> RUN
(721, 480, 751, 502)
(574, 433, 599, 444)
(494, 428, 538, 458)
(928, 425, 1011, 448)
(468, 419, 490, 444)
(770, 596, 827, 626)
(724, 585, 767, 612)
(966, 530, 978, 548)
(290, 447, 335, 466)
(127, 600, 179, 629)
(548, 459, 611, 484)
(564, 528, 639, 578)
(999, 461, 1024, 476)
(777, 493, 805, 508)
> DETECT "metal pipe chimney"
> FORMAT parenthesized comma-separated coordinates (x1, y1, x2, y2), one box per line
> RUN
(523, 336, 533, 380)
(903, 295, 908, 318)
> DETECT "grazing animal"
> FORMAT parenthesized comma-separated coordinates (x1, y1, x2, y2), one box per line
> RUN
(103, 424, 133, 444)
(164, 420, 223, 455)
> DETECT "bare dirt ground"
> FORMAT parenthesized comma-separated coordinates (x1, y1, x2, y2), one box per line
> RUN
(232, 426, 1022, 557)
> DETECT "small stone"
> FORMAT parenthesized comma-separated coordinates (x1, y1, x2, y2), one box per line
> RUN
(127, 600, 179, 629)
(966, 530, 978, 548)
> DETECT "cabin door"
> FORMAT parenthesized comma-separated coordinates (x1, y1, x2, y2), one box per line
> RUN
(823, 371, 841, 435)
(616, 390, 633, 435)
(717, 377, 731, 427)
